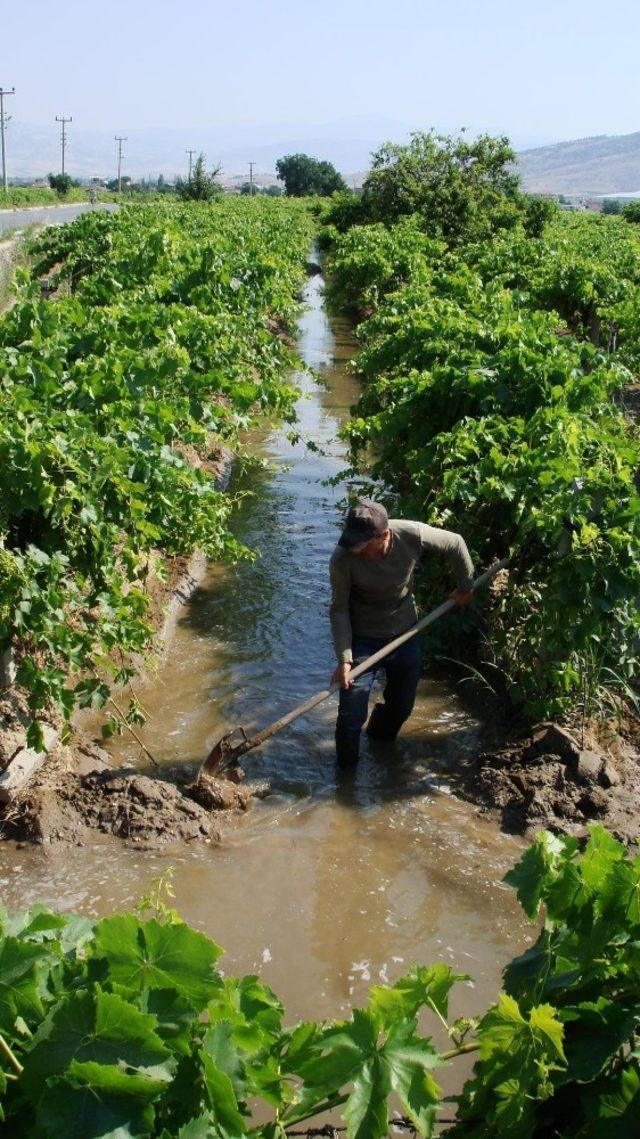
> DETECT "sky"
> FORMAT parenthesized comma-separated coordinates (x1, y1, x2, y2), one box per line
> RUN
(3, 0, 640, 146)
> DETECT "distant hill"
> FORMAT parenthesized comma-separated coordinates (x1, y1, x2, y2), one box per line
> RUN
(517, 131, 640, 196)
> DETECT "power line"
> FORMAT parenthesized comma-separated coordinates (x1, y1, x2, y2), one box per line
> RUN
(55, 115, 72, 177)
(115, 135, 127, 193)
(0, 86, 15, 194)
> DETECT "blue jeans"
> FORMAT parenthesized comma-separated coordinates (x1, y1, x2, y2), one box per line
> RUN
(335, 634, 422, 756)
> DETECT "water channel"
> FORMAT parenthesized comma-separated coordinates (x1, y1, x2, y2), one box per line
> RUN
(0, 261, 532, 1074)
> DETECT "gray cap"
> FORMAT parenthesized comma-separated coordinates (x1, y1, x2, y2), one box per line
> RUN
(338, 499, 389, 550)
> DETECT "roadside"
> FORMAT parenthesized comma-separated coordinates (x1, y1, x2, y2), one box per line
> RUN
(0, 230, 28, 308)
(0, 201, 115, 235)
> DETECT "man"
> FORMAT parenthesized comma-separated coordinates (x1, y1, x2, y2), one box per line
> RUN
(329, 499, 474, 767)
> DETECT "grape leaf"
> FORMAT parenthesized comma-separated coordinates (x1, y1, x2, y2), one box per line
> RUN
(560, 999, 639, 1084)
(503, 831, 570, 919)
(22, 988, 174, 1097)
(92, 915, 222, 1010)
(202, 1021, 246, 1099)
(0, 936, 51, 1034)
(369, 964, 465, 1029)
(199, 1048, 248, 1136)
(582, 1063, 640, 1138)
(287, 1007, 440, 1139)
(36, 1059, 166, 1139)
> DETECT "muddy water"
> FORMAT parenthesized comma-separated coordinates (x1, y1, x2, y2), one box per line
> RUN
(0, 264, 532, 1043)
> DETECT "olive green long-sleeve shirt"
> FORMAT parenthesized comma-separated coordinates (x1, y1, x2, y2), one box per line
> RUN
(329, 520, 474, 664)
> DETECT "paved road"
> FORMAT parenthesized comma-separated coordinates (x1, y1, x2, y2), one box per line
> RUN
(0, 201, 116, 234)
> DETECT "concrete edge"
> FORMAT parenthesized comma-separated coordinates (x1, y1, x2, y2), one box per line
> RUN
(0, 724, 59, 803)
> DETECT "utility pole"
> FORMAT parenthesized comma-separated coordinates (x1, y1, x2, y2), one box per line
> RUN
(115, 135, 127, 193)
(0, 87, 15, 194)
(55, 115, 72, 177)
(185, 149, 195, 180)
(248, 161, 255, 194)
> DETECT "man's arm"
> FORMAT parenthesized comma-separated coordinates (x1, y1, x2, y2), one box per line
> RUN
(417, 524, 475, 597)
(329, 553, 354, 664)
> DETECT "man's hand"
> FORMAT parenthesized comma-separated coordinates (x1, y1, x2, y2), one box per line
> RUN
(331, 662, 353, 689)
(450, 588, 474, 607)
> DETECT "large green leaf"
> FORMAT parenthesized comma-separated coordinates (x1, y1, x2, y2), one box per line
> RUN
(202, 1021, 246, 1099)
(582, 1062, 640, 1138)
(560, 999, 639, 1084)
(22, 988, 174, 1097)
(380, 1020, 441, 1135)
(136, 985, 198, 1055)
(479, 995, 565, 1071)
(342, 1057, 389, 1139)
(199, 1048, 248, 1137)
(36, 1059, 166, 1139)
(0, 936, 51, 1034)
(92, 915, 222, 1010)
(580, 825, 626, 900)
(286, 1007, 440, 1138)
(503, 831, 571, 919)
(470, 994, 566, 1129)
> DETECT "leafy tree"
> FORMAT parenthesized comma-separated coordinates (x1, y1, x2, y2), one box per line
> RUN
(105, 175, 132, 192)
(240, 181, 259, 196)
(359, 131, 538, 244)
(275, 153, 347, 197)
(320, 189, 364, 234)
(47, 172, 79, 196)
(263, 183, 282, 197)
(622, 200, 640, 223)
(175, 153, 222, 201)
(602, 197, 622, 215)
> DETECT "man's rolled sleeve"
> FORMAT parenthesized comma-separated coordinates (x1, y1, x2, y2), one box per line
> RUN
(329, 554, 353, 663)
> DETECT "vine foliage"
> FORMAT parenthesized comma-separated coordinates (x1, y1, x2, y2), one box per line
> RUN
(0, 826, 638, 1136)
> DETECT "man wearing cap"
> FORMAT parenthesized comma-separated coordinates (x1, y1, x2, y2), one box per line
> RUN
(329, 500, 474, 767)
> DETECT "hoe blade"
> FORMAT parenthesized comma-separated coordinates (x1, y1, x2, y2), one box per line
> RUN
(201, 726, 247, 776)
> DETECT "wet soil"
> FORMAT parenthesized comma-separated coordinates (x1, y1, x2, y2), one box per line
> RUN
(445, 719, 639, 846)
(3, 730, 254, 848)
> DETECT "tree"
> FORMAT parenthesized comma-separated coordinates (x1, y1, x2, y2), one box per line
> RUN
(275, 153, 347, 197)
(175, 153, 222, 201)
(622, 201, 640, 223)
(47, 172, 78, 196)
(106, 175, 132, 192)
(602, 198, 622, 215)
(359, 130, 534, 244)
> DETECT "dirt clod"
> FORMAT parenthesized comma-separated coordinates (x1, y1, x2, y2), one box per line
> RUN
(188, 774, 250, 812)
(575, 749, 603, 784)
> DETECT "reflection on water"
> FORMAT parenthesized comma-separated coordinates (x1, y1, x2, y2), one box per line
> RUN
(0, 261, 531, 1043)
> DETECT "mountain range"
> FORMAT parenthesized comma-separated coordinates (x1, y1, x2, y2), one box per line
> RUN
(517, 132, 640, 196)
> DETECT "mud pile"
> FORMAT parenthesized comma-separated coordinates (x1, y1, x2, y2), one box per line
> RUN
(8, 768, 251, 848)
(467, 721, 639, 844)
